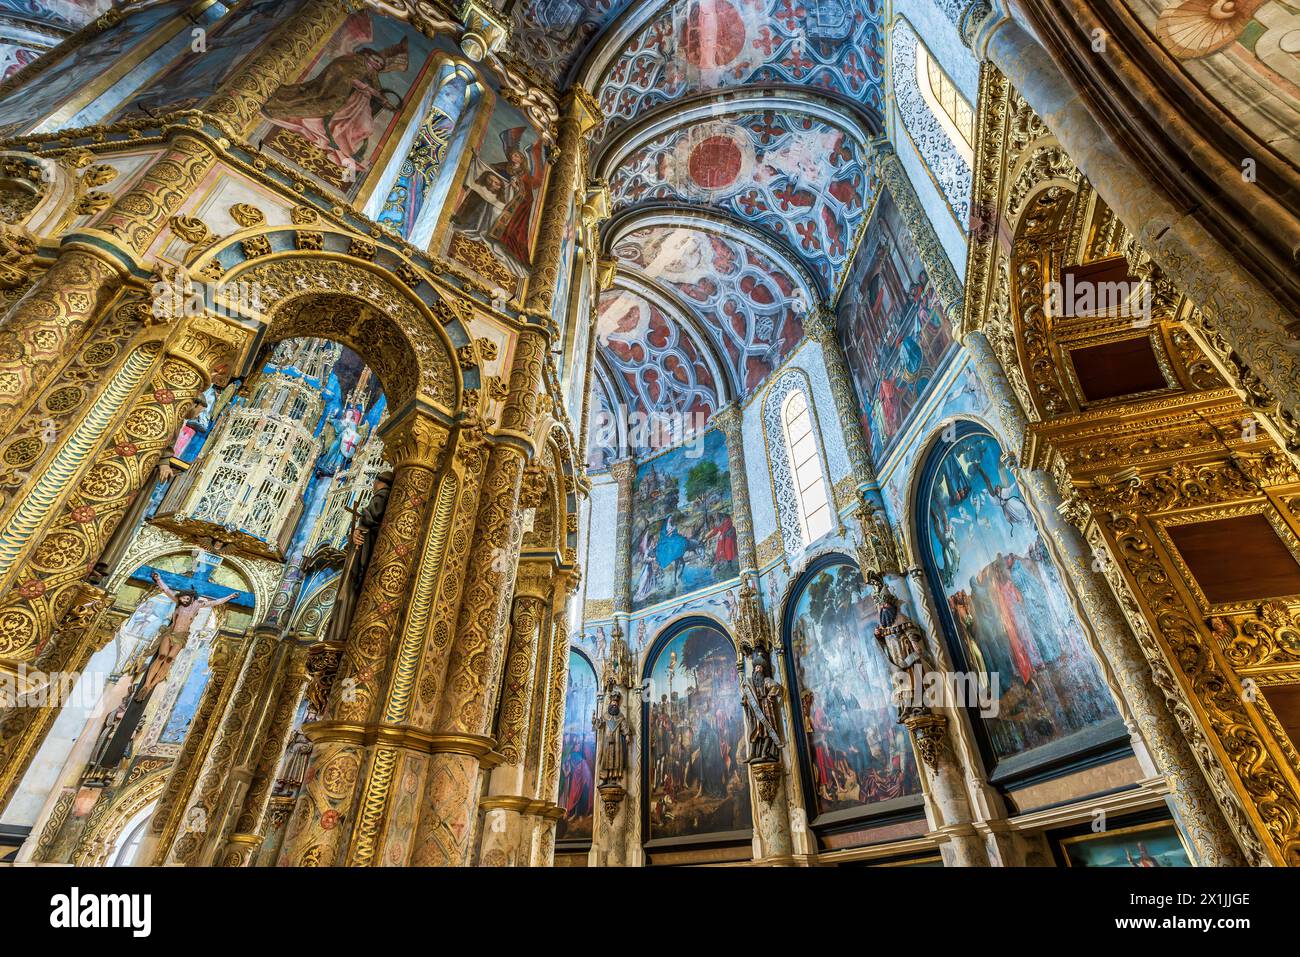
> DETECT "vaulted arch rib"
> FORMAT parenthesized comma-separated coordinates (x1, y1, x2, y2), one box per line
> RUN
(604, 204, 821, 306)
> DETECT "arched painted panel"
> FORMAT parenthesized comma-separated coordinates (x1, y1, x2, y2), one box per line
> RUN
(916, 425, 1120, 773)
(556, 649, 598, 843)
(644, 620, 750, 841)
(784, 558, 920, 819)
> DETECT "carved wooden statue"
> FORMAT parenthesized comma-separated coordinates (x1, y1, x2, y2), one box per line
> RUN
(596, 690, 630, 786)
(324, 469, 394, 645)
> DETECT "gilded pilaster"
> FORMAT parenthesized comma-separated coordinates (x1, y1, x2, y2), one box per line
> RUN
(277, 408, 448, 867)
(219, 641, 311, 866)
(0, 582, 108, 810)
(0, 316, 236, 679)
(803, 306, 876, 493)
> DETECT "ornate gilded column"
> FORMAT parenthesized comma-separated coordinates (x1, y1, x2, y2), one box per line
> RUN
(478, 558, 552, 867)
(963, 324, 1244, 865)
(277, 409, 449, 867)
(527, 570, 581, 865)
(803, 306, 877, 495)
(217, 639, 311, 866)
(0, 250, 124, 437)
(609, 456, 635, 618)
(135, 627, 246, 866)
(0, 581, 108, 809)
(152, 624, 289, 866)
(409, 88, 599, 867)
(712, 404, 759, 576)
(0, 315, 238, 684)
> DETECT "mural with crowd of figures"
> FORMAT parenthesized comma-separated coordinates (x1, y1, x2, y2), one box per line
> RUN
(919, 428, 1118, 765)
(556, 650, 598, 843)
(787, 561, 920, 817)
(113, 0, 302, 121)
(837, 187, 956, 460)
(646, 623, 750, 840)
(631, 430, 738, 609)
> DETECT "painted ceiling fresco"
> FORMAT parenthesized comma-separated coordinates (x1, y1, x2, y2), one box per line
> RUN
(612, 224, 808, 395)
(509, 0, 636, 86)
(597, 286, 720, 450)
(594, 0, 886, 147)
(607, 108, 871, 288)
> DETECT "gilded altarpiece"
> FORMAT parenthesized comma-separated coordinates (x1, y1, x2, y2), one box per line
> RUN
(965, 63, 1300, 865)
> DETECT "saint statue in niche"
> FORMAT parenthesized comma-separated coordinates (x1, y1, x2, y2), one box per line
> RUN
(262, 25, 410, 179)
(324, 469, 394, 646)
(596, 690, 630, 787)
(741, 649, 784, 764)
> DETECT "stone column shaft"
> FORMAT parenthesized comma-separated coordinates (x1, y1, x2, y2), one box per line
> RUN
(713, 404, 759, 575)
(964, 326, 1243, 865)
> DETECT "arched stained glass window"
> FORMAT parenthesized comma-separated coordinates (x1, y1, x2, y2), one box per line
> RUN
(781, 389, 833, 546)
(915, 423, 1123, 777)
(916, 42, 974, 159)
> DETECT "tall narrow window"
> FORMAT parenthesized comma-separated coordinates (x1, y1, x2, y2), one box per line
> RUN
(916, 42, 974, 159)
(782, 390, 832, 545)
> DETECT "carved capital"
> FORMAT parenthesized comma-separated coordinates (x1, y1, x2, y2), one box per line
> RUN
(903, 711, 948, 773)
(380, 408, 449, 471)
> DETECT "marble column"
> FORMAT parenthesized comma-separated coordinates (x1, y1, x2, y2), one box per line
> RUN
(963, 328, 1244, 865)
(803, 307, 877, 496)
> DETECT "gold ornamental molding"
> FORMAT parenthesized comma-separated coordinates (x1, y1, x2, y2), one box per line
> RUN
(302, 721, 497, 759)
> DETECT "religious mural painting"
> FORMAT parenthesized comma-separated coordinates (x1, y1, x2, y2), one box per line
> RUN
(1055, 818, 1193, 868)
(596, 0, 886, 148)
(438, 91, 548, 299)
(631, 429, 738, 610)
(0, 0, 190, 136)
(918, 427, 1120, 770)
(112, 0, 302, 121)
(556, 650, 598, 843)
(610, 225, 807, 393)
(510, 0, 636, 85)
(786, 560, 921, 819)
(608, 113, 870, 289)
(258, 10, 435, 197)
(645, 622, 751, 841)
(377, 59, 479, 245)
(596, 287, 719, 451)
(837, 187, 956, 461)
